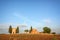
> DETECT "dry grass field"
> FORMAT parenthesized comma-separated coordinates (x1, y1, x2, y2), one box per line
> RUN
(0, 34, 60, 40)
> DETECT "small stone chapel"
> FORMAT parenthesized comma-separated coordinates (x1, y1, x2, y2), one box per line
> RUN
(12, 28, 16, 34)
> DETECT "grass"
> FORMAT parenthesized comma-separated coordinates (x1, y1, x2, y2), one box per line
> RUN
(0, 34, 60, 40)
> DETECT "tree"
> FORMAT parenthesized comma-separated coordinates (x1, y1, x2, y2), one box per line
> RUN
(29, 26, 32, 33)
(43, 27, 51, 33)
(16, 27, 19, 33)
(24, 29, 29, 33)
(52, 32, 56, 34)
(9, 25, 12, 34)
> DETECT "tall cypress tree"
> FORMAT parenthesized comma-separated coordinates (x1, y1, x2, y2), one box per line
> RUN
(16, 27, 19, 33)
(29, 26, 32, 33)
(9, 25, 12, 34)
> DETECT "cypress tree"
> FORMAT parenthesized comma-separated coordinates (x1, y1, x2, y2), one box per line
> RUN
(9, 25, 12, 34)
(16, 27, 19, 33)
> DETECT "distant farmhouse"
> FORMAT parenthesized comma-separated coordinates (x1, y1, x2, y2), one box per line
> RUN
(30, 29, 39, 34)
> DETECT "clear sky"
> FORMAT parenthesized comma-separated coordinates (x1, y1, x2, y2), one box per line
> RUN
(0, 0, 60, 34)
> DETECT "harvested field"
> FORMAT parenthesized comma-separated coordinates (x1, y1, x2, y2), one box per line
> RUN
(0, 34, 60, 40)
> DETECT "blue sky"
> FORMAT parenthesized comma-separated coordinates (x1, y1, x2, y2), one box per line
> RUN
(0, 0, 60, 34)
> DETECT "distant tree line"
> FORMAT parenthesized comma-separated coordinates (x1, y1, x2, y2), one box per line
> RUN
(8, 25, 56, 34)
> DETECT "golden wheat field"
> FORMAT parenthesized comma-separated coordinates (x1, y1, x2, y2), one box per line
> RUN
(0, 34, 60, 40)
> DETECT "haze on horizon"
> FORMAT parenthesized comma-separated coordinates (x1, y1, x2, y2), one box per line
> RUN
(0, 0, 60, 34)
